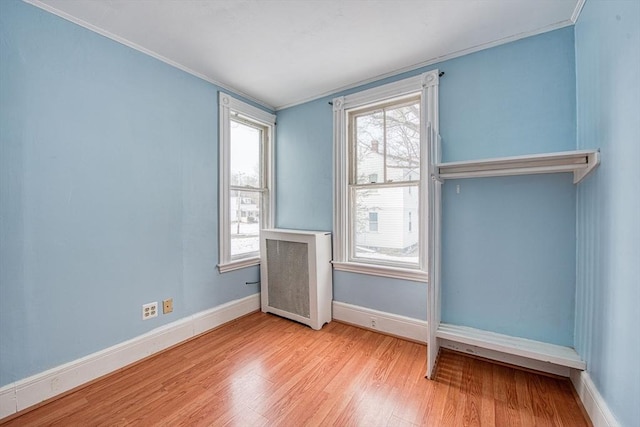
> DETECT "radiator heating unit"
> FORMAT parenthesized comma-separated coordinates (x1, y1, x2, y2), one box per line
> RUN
(260, 229, 332, 330)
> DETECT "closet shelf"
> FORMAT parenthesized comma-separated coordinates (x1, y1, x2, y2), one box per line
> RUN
(436, 149, 599, 184)
(436, 323, 586, 370)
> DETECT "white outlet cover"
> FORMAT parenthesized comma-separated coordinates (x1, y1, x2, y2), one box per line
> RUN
(142, 302, 158, 320)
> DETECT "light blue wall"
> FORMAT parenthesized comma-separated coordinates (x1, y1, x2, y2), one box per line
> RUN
(439, 29, 576, 162)
(0, 0, 265, 387)
(442, 175, 576, 345)
(276, 27, 577, 336)
(275, 100, 333, 231)
(438, 28, 577, 345)
(574, 1, 640, 425)
(333, 271, 427, 320)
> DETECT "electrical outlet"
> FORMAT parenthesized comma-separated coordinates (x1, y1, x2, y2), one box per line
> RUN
(142, 302, 158, 320)
(163, 298, 173, 314)
(370, 317, 377, 329)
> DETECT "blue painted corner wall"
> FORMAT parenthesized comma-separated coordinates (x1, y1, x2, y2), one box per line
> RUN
(574, 1, 640, 425)
(0, 0, 267, 386)
(276, 27, 578, 343)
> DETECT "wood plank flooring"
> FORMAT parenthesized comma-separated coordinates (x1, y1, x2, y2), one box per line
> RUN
(1, 312, 590, 426)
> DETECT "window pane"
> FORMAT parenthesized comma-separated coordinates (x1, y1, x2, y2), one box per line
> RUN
(386, 102, 420, 182)
(355, 111, 384, 184)
(353, 186, 418, 265)
(368, 212, 378, 232)
(230, 119, 261, 188)
(230, 190, 261, 258)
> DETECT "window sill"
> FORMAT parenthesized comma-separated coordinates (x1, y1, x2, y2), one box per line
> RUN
(218, 257, 260, 273)
(332, 261, 428, 283)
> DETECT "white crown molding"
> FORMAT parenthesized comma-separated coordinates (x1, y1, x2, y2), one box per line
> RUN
(332, 301, 428, 343)
(571, 0, 587, 24)
(22, 0, 274, 111)
(22, 0, 578, 113)
(0, 294, 260, 421)
(276, 19, 575, 110)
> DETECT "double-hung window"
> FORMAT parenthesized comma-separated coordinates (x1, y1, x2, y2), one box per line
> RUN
(218, 93, 275, 273)
(332, 70, 439, 281)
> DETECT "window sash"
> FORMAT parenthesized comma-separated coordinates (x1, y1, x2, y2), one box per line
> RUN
(348, 95, 421, 269)
(349, 96, 421, 185)
(229, 188, 263, 260)
(349, 96, 421, 186)
(230, 117, 267, 190)
(219, 92, 275, 273)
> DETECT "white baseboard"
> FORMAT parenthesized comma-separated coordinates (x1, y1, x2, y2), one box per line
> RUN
(0, 293, 260, 421)
(570, 370, 619, 427)
(4, 297, 614, 426)
(0, 388, 15, 422)
(332, 301, 428, 343)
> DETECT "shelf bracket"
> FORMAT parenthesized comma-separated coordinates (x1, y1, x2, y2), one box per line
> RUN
(573, 150, 600, 184)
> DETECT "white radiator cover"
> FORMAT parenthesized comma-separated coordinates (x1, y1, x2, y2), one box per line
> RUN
(260, 229, 332, 330)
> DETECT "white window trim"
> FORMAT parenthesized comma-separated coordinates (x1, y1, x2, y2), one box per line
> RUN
(332, 70, 439, 282)
(218, 92, 276, 273)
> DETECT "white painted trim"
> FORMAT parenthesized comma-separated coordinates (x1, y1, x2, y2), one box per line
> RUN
(436, 323, 585, 370)
(332, 261, 427, 283)
(218, 92, 276, 271)
(217, 257, 260, 273)
(22, 0, 274, 111)
(571, 0, 587, 24)
(424, 74, 442, 377)
(570, 370, 619, 427)
(337, 74, 425, 110)
(332, 95, 348, 263)
(0, 294, 260, 421)
(436, 149, 600, 184)
(220, 92, 276, 125)
(0, 388, 15, 422)
(439, 339, 570, 377)
(332, 70, 438, 277)
(277, 20, 574, 110)
(332, 301, 428, 344)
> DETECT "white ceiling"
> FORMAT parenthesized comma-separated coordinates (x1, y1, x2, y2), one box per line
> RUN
(28, 0, 582, 110)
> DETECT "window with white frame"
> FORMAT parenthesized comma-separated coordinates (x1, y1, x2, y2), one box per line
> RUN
(332, 70, 439, 281)
(218, 93, 275, 273)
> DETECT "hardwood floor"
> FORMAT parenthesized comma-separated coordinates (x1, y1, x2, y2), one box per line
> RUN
(1, 312, 590, 426)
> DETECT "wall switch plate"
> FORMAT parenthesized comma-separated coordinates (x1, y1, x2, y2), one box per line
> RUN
(143, 302, 158, 320)
(163, 298, 173, 314)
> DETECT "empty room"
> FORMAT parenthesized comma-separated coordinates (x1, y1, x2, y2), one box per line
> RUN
(1, 0, 638, 425)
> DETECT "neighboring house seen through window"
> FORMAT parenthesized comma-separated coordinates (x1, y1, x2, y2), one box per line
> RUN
(368, 212, 379, 232)
(351, 96, 420, 266)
